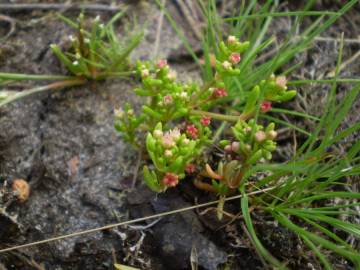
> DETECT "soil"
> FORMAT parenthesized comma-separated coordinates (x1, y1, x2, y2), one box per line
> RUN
(0, 1, 359, 270)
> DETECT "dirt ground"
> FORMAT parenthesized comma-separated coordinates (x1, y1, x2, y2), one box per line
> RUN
(0, 1, 359, 270)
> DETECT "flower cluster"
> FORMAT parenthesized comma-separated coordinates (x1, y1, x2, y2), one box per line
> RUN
(114, 35, 296, 194)
(240, 73, 295, 118)
(262, 74, 297, 102)
(229, 119, 278, 163)
(215, 36, 249, 76)
(197, 120, 278, 194)
(134, 60, 196, 124)
(143, 123, 202, 191)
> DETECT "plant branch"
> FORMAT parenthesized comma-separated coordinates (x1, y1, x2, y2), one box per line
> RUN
(0, 3, 123, 12)
(0, 79, 86, 108)
(0, 72, 77, 81)
(190, 109, 252, 122)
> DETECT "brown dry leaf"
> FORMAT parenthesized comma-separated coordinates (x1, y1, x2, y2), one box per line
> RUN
(114, 264, 140, 270)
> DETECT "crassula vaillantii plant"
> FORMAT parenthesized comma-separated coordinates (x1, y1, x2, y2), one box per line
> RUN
(114, 35, 296, 194)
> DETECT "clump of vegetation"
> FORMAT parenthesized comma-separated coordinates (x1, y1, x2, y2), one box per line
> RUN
(115, 36, 296, 194)
(51, 12, 142, 80)
(0, 11, 141, 108)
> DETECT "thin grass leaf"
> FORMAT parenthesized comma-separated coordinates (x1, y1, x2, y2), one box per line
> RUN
(274, 212, 360, 265)
(301, 236, 332, 270)
(225, 11, 340, 21)
(241, 193, 286, 269)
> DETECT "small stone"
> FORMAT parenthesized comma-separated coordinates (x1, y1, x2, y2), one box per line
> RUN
(12, 179, 30, 203)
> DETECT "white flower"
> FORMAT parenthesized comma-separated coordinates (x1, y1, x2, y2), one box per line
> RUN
(114, 108, 124, 118)
(161, 133, 175, 149)
(179, 92, 188, 99)
(267, 130, 277, 140)
(153, 130, 163, 138)
(164, 150, 173, 157)
(141, 69, 150, 77)
(222, 61, 232, 70)
(227, 35, 237, 44)
(68, 35, 75, 42)
(275, 76, 287, 89)
(255, 131, 266, 143)
(73, 61, 79, 66)
(182, 138, 190, 145)
(168, 70, 177, 80)
(169, 128, 181, 141)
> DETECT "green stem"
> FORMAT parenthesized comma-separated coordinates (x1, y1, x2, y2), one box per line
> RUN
(288, 78, 360, 85)
(95, 70, 137, 80)
(190, 109, 252, 122)
(0, 72, 76, 81)
(190, 79, 216, 106)
(0, 79, 86, 108)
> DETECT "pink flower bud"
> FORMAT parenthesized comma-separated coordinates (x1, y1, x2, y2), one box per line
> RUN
(231, 141, 240, 152)
(163, 95, 173, 105)
(255, 131, 266, 143)
(212, 88, 228, 98)
(200, 116, 211, 126)
(157, 59, 167, 69)
(162, 172, 179, 187)
(186, 124, 198, 139)
(185, 164, 196, 174)
(261, 101, 272, 113)
(229, 53, 241, 64)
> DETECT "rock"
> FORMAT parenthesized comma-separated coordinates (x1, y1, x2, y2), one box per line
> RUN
(127, 190, 227, 270)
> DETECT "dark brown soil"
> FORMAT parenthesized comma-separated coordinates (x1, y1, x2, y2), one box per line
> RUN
(0, 1, 359, 270)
